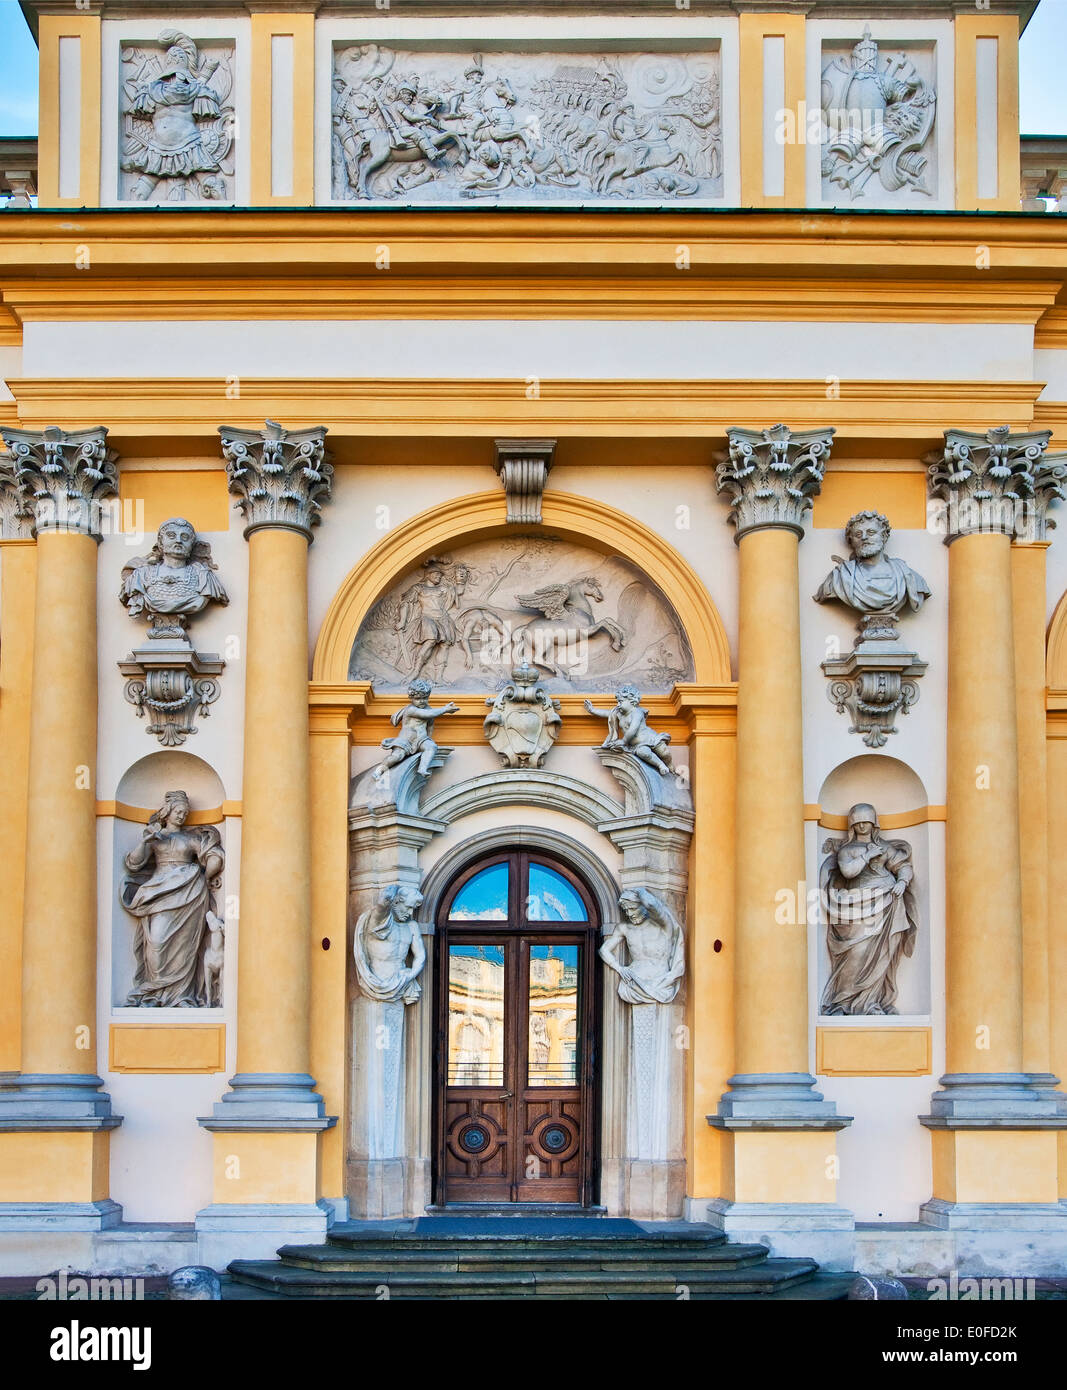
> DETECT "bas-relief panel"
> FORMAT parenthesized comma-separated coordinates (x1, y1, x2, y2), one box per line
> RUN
(331, 45, 722, 203)
(348, 537, 695, 694)
(819, 31, 937, 208)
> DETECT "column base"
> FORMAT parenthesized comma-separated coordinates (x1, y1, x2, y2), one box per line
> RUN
(347, 1157, 429, 1220)
(198, 1072, 334, 1130)
(919, 1199, 1067, 1278)
(195, 1200, 333, 1267)
(0, 1074, 120, 1124)
(0, 1199, 122, 1231)
(921, 1073, 1067, 1125)
(700, 1198, 855, 1271)
(709, 1073, 852, 1130)
(599, 1158, 686, 1220)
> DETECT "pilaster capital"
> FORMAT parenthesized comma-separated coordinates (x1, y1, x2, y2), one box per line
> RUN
(0, 426, 118, 539)
(0, 449, 36, 540)
(926, 425, 1055, 542)
(715, 423, 833, 541)
(219, 418, 332, 542)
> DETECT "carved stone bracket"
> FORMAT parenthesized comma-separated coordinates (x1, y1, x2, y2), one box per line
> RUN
(1, 426, 118, 537)
(219, 419, 332, 541)
(716, 423, 834, 540)
(120, 638, 224, 747)
(926, 425, 1053, 541)
(351, 747, 453, 819)
(494, 439, 555, 523)
(822, 619, 927, 749)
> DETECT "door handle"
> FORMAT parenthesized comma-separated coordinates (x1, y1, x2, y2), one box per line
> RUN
(501, 1091, 513, 1099)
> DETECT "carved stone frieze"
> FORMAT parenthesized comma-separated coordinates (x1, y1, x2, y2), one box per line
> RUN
(331, 46, 722, 204)
(1, 426, 118, 537)
(926, 425, 1053, 541)
(820, 28, 936, 204)
(484, 662, 561, 767)
(494, 438, 555, 524)
(815, 510, 931, 747)
(120, 790, 225, 1007)
(120, 29, 235, 203)
(716, 424, 834, 540)
(350, 537, 694, 694)
(220, 420, 333, 540)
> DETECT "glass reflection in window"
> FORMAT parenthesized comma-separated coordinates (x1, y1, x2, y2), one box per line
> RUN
(526, 863, 587, 921)
(527, 944, 579, 1086)
(447, 945, 505, 1086)
(448, 863, 509, 921)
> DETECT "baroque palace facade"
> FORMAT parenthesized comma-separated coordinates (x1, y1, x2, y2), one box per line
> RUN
(1, 0, 1066, 1286)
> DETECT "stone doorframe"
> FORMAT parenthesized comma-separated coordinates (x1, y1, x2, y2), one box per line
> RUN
(346, 752, 694, 1220)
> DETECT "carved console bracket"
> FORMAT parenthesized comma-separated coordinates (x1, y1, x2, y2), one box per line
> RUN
(120, 638, 224, 747)
(822, 619, 927, 749)
(494, 439, 555, 524)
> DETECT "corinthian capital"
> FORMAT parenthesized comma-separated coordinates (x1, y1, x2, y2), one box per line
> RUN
(0, 426, 118, 538)
(926, 425, 1053, 542)
(219, 419, 332, 541)
(0, 449, 35, 539)
(716, 424, 834, 541)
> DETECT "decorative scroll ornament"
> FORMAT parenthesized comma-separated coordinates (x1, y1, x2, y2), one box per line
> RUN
(483, 661, 561, 767)
(120, 790, 225, 1007)
(820, 27, 936, 201)
(716, 424, 834, 539)
(926, 425, 1052, 541)
(0, 449, 35, 539)
(494, 438, 555, 523)
(118, 518, 227, 746)
(353, 883, 427, 1005)
(815, 511, 931, 747)
(585, 685, 673, 776)
(120, 29, 235, 203)
(1, 426, 118, 536)
(219, 419, 333, 540)
(819, 803, 918, 1017)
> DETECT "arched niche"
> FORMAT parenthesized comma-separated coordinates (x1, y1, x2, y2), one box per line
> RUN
(312, 489, 732, 686)
(815, 754, 931, 1019)
(115, 750, 226, 811)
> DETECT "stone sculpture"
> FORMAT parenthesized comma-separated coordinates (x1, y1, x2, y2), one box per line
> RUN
(815, 511, 930, 746)
(484, 662, 561, 767)
(331, 45, 722, 203)
(820, 27, 936, 201)
(819, 803, 918, 1017)
(120, 790, 225, 1008)
(120, 29, 235, 202)
(585, 686, 673, 776)
(600, 887, 685, 1006)
(353, 883, 427, 1005)
(120, 517, 228, 637)
(374, 679, 460, 782)
(118, 518, 226, 746)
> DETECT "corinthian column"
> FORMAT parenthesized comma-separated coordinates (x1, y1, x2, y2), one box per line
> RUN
(0, 427, 121, 1226)
(708, 425, 851, 1266)
(922, 427, 1066, 1229)
(197, 421, 335, 1262)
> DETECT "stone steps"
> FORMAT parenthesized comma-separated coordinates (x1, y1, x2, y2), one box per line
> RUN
(271, 1240, 775, 1273)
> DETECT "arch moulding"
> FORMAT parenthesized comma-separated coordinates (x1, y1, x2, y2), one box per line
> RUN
(1048, 585, 1067, 690)
(312, 488, 732, 685)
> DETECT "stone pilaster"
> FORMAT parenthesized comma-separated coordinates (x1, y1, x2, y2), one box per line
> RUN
(0, 428, 121, 1230)
(196, 421, 334, 1262)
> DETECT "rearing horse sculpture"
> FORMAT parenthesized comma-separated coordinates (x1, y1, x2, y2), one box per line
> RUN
(457, 576, 628, 677)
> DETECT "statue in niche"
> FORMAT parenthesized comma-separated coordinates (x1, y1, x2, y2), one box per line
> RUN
(483, 662, 561, 767)
(373, 678, 460, 782)
(820, 803, 918, 1016)
(600, 887, 685, 1006)
(120, 517, 228, 638)
(814, 510, 930, 633)
(120, 790, 225, 1008)
(121, 30, 235, 202)
(585, 685, 673, 776)
(353, 884, 427, 1005)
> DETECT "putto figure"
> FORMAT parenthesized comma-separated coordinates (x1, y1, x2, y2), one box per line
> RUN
(585, 685, 673, 776)
(353, 883, 427, 1005)
(120, 517, 228, 637)
(121, 29, 234, 202)
(120, 790, 225, 1008)
(599, 887, 685, 1006)
(373, 678, 460, 781)
(819, 803, 918, 1016)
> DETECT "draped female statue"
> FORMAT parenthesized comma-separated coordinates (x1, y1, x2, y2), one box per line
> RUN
(120, 790, 224, 1007)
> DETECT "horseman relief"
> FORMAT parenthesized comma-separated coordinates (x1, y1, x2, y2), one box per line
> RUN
(349, 538, 693, 696)
(331, 45, 722, 203)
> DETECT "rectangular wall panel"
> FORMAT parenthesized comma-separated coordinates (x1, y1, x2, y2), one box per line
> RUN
(271, 34, 295, 198)
(57, 36, 81, 200)
(762, 36, 786, 199)
(975, 37, 999, 201)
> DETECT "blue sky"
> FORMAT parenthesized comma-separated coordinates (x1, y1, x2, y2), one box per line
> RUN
(0, 0, 1065, 136)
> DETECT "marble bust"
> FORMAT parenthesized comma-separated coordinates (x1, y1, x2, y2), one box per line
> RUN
(814, 510, 930, 619)
(120, 517, 228, 637)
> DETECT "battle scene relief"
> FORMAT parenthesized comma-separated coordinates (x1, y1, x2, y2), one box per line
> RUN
(331, 45, 722, 203)
(348, 537, 695, 694)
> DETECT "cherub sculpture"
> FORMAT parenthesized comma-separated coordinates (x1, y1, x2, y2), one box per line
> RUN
(585, 685, 673, 776)
(373, 678, 460, 781)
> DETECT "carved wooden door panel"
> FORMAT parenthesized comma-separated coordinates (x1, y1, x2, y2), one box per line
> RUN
(434, 852, 599, 1206)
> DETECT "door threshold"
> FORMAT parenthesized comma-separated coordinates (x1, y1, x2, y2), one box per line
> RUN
(425, 1204, 608, 1217)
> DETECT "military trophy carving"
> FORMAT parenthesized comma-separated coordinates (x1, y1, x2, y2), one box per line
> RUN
(484, 662, 561, 768)
(819, 804, 918, 1016)
(120, 790, 226, 1008)
(119, 517, 228, 746)
(814, 511, 930, 747)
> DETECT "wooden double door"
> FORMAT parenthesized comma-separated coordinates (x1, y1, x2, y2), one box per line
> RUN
(434, 851, 599, 1206)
